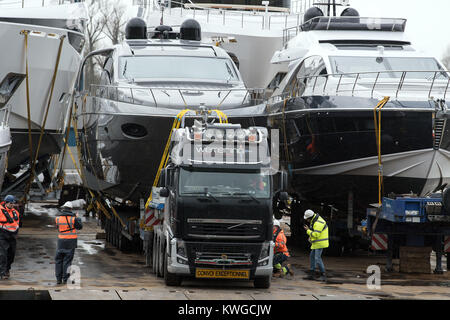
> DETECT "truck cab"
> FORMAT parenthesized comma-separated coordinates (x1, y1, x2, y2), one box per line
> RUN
(152, 117, 276, 288)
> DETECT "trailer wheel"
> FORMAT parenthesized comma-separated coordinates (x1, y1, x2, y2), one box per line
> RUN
(443, 188, 450, 213)
(254, 276, 271, 289)
(164, 250, 182, 286)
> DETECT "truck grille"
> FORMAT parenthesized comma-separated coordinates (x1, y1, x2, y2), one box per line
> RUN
(186, 242, 261, 268)
(187, 222, 262, 240)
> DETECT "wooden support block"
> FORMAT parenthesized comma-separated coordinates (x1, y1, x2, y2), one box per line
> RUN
(399, 246, 431, 273)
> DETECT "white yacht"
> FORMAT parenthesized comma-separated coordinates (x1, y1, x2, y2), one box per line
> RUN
(265, 1, 450, 214)
(0, 0, 87, 184)
(141, 0, 324, 89)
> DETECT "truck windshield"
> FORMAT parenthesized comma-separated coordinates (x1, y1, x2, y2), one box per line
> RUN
(329, 56, 447, 79)
(179, 169, 270, 199)
(119, 56, 239, 81)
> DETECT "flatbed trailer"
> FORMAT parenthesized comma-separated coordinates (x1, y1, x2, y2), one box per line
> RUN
(367, 194, 450, 273)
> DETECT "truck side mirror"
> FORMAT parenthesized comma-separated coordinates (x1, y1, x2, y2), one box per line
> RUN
(160, 168, 167, 187)
(159, 187, 169, 198)
(279, 191, 289, 201)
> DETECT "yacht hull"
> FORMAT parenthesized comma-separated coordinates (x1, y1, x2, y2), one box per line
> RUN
(0, 21, 82, 170)
(78, 101, 268, 201)
(268, 95, 450, 211)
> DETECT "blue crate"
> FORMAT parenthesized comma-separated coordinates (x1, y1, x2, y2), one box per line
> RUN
(380, 197, 441, 223)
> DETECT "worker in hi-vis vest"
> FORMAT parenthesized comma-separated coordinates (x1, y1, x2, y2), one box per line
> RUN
(303, 209, 329, 282)
(0, 195, 21, 280)
(55, 201, 82, 285)
(272, 219, 294, 277)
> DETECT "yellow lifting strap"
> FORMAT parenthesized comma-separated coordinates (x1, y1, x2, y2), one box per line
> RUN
(144, 109, 191, 209)
(21, 30, 34, 202)
(210, 109, 228, 123)
(21, 32, 66, 200)
(144, 108, 230, 210)
(373, 96, 390, 206)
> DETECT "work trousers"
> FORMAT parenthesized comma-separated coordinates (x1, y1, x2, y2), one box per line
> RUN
(310, 248, 326, 273)
(273, 252, 291, 274)
(0, 232, 16, 276)
(55, 248, 75, 281)
(273, 252, 288, 267)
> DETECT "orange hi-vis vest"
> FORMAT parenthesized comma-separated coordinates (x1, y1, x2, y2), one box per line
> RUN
(56, 215, 77, 239)
(0, 204, 20, 233)
(273, 227, 290, 257)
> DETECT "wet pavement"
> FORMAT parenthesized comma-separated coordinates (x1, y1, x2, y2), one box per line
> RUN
(1, 201, 449, 300)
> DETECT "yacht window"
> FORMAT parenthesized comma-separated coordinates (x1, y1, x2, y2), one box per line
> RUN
(118, 56, 239, 82)
(329, 56, 447, 79)
(0, 73, 25, 108)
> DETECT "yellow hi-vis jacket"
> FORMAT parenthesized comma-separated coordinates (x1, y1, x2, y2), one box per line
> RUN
(306, 214, 329, 249)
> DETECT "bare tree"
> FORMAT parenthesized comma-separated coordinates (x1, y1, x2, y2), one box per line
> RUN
(85, 0, 107, 86)
(442, 44, 450, 70)
(102, 0, 128, 45)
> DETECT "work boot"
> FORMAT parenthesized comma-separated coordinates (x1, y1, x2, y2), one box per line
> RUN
(56, 279, 63, 285)
(318, 273, 327, 283)
(3, 271, 10, 279)
(286, 264, 294, 276)
(273, 270, 284, 278)
(303, 270, 315, 280)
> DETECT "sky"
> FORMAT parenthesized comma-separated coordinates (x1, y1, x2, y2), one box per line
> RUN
(349, 0, 450, 59)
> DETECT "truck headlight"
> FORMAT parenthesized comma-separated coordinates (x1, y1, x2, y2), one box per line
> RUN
(259, 242, 270, 260)
(176, 240, 187, 258)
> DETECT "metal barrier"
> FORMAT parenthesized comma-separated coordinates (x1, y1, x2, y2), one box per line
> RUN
(272, 70, 450, 102)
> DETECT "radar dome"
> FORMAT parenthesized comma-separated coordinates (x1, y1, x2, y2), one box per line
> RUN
(303, 7, 324, 23)
(340, 7, 360, 23)
(341, 7, 360, 17)
(180, 19, 201, 41)
(125, 17, 147, 40)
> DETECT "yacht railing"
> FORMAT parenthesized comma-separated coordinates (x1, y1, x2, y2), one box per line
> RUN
(88, 84, 267, 109)
(272, 70, 450, 102)
(0, 0, 83, 8)
(282, 16, 407, 46)
(153, 0, 310, 31)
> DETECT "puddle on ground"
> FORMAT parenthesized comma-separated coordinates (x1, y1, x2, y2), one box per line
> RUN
(77, 239, 105, 255)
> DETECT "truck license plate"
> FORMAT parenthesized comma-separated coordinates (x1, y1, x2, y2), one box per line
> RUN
(195, 269, 250, 279)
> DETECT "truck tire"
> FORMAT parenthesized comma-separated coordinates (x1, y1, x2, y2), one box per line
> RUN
(164, 251, 182, 286)
(152, 232, 158, 274)
(254, 276, 271, 289)
(157, 238, 165, 277)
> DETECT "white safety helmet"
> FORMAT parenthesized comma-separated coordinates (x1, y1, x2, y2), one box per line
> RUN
(273, 219, 281, 227)
(61, 201, 73, 209)
(304, 209, 315, 220)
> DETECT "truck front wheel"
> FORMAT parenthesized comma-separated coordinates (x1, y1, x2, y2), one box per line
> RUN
(254, 276, 271, 289)
(164, 251, 182, 286)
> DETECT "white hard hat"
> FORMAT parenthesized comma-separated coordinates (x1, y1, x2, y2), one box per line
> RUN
(61, 201, 73, 209)
(273, 219, 281, 227)
(304, 209, 315, 220)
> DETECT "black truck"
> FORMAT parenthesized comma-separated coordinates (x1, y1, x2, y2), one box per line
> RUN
(143, 117, 284, 288)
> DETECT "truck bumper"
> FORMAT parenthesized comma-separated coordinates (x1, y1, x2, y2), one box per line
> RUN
(254, 264, 274, 277)
(167, 239, 274, 278)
